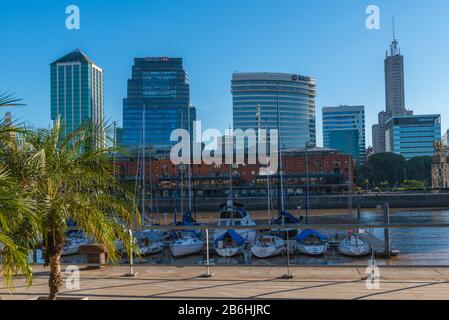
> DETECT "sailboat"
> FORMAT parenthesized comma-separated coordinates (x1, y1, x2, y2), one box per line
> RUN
(251, 234, 284, 258)
(114, 230, 164, 256)
(271, 211, 302, 245)
(62, 230, 89, 256)
(134, 230, 165, 255)
(214, 201, 256, 242)
(337, 232, 370, 257)
(295, 229, 328, 256)
(170, 232, 205, 257)
(214, 159, 256, 243)
(170, 139, 205, 258)
(215, 229, 246, 257)
(337, 137, 369, 257)
(170, 211, 205, 257)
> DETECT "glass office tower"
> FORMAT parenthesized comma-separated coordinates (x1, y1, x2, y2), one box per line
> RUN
(231, 72, 316, 149)
(121, 57, 196, 152)
(50, 49, 104, 138)
(385, 114, 441, 159)
(322, 105, 366, 165)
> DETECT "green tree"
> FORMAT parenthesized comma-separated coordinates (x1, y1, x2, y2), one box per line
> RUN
(365, 153, 407, 187)
(405, 156, 432, 186)
(401, 179, 426, 190)
(0, 118, 137, 299)
(0, 93, 36, 287)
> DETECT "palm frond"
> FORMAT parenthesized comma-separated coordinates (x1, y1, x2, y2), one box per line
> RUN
(0, 92, 25, 107)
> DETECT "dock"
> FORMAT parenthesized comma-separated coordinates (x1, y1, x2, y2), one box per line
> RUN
(2, 265, 449, 300)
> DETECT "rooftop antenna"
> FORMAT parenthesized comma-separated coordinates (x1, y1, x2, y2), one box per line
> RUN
(390, 17, 399, 56)
(392, 16, 396, 41)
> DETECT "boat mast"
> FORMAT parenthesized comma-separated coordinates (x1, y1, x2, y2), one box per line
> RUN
(180, 109, 184, 214)
(141, 106, 146, 226)
(348, 131, 354, 221)
(188, 106, 192, 212)
(276, 82, 285, 214)
(229, 125, 233, 207)
(259, 106, 272, 221)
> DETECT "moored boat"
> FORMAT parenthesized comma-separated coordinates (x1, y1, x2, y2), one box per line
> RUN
(62, 230, 89, 256)
(338, 233, 370, 257)
(215, 229, 246, 257)
(295, 229, 328, 256)
(138, 238, 164, 255)
(271, 211, 302, 246)
(170, 234, 205, 257)
(251, 235, 284, 258)
(214, 201, 256, 243)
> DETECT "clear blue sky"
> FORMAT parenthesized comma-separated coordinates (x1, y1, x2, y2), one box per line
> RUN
(1, 0, 449, 146)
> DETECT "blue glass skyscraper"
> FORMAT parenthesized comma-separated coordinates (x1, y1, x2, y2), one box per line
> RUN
(323, 105, 366, 165)
(385, 114, 441, 159)
(121, 57, 196, 152)
(50, 49, 104, 138)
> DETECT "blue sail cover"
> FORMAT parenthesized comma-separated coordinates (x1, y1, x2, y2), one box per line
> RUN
(177, 210, 200, 226)
(172, 210, 201, 238)
(214, 229, 245, 246)
(296, 229, 328, 242)
(272, 211, 301, 225)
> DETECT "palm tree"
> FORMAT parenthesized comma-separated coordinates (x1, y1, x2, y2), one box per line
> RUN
(0, 92, 25, 108)
(0, 168, 35, 287)
(1, 117, 137, 299)
(0, 93, 35, 287)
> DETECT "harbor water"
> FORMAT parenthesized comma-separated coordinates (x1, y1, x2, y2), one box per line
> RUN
(60, 209, 449, 267)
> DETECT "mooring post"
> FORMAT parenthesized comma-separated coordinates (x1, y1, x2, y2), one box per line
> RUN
(279, 230, 294, 279)
(383, 202, 391, 259)
(200, 228, 214, 278)
(124, 229, 137, 277)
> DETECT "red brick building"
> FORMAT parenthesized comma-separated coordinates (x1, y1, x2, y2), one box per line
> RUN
(117, 147, 354, 197)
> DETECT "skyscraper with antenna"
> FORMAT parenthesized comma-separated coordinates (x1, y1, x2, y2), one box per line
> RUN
(384, 17, 407, 115)
(372, 17, 413, 154)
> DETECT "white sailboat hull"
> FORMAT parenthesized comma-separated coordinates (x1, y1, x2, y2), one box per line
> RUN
(215, 246, 244, 257)
(170, 241, 205, 257)
(296, 242, 328, 256)
(140, 242, 164, 255)
(338, 237, 370, 257)
(61, 245, 81, 256)
(251, 244, 283, 258)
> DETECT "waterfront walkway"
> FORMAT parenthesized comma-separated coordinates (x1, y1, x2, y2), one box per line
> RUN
(2, 265, 449, 300)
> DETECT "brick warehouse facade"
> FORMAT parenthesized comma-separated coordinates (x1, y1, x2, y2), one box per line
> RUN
(116, 147, 354, 199)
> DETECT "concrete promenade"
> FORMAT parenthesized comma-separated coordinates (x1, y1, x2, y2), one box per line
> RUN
(2, 265, 449, 300)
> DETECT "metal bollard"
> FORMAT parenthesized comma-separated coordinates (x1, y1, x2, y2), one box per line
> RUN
(124, 229, 138, 277)
(279, 231, 294, 279)
(200, 228, 214, 278)
(383, 202, 391, 259)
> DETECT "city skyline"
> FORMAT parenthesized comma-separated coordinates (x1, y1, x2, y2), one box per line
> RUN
(1, 0, 449, 148)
